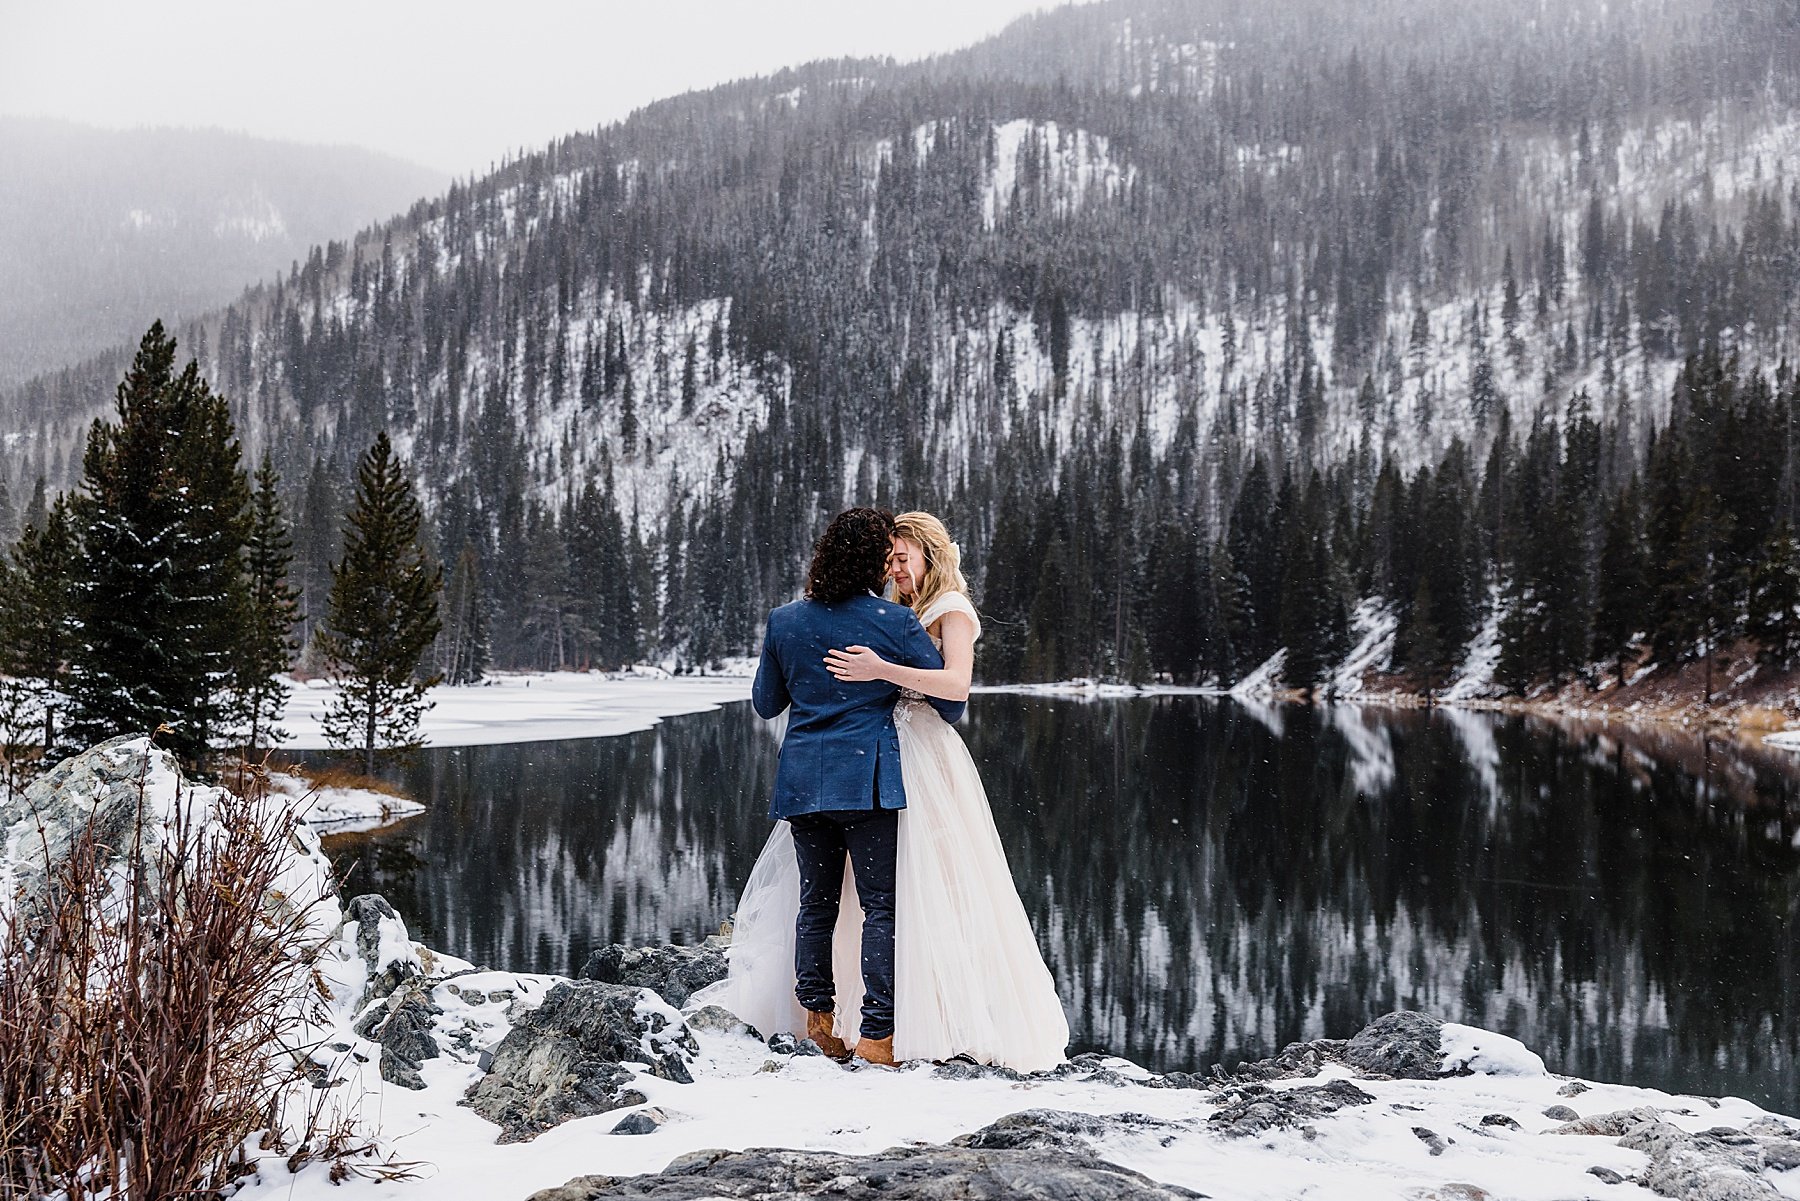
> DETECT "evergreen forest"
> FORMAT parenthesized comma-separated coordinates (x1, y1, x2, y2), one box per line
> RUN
(2, 0, 1799, 694)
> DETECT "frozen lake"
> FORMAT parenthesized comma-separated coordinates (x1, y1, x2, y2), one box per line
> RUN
(312, 696, 1800, 1111)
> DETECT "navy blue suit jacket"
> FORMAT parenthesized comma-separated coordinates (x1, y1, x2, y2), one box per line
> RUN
(752, 593, 965, 820)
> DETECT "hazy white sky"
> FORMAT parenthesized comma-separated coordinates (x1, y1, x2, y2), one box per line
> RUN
(0, 0, 1084, 176)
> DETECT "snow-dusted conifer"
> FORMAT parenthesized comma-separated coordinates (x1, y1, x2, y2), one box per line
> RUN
(0, 496, 75, 782)
(62, 321, 251, 767)
(238, 453, 302, 755)
(1749, 521, 1800, 669)
(318, 432, 443, 773)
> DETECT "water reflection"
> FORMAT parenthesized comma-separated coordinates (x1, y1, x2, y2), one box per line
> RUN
(312, 698, 1800, 1110)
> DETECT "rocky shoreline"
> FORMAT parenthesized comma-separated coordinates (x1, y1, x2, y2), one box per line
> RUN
(9, 739, 1800, 1201)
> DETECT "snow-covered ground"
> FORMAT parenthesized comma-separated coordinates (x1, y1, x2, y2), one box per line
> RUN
(278, 671, 754, 750)
(265, 769, 426, 834)
(976, 679, 1222, 699)
(244, 900, 1800, 1201)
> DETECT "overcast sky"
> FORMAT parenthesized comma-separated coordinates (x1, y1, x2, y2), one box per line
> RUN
(0, 0, 1086, 177)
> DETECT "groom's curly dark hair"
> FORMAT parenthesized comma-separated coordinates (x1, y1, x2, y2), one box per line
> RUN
(806, 507, 895, 604)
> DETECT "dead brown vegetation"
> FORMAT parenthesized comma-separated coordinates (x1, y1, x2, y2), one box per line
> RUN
(276, 759, 410, 800)
(0, 758, 320, 1198)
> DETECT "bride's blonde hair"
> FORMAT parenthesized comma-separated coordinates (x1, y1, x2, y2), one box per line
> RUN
(893, 511, 970, 620)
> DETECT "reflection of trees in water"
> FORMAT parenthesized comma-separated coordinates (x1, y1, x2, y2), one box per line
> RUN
(318, 709, 778, 977)
(322, 697, 1800, 1109)
(965, 699, 1800, 1109)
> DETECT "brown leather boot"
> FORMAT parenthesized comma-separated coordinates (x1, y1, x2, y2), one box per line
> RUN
(806, 1009, 850, 1060)
(854, 1034, 897, 1067)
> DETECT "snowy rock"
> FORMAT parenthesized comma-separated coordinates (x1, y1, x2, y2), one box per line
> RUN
(1214, 1037, 1348, 1082)
(683, 1004, 757, 1039)
(0, 735, 337, 944)
(357, 982, 441, 1091)
(340, 893, 424, 1010)
(1438, 1022, 1547, 1076)
(1555, 1108, 1797, 1200)
(933, 1059, 1028, 1083)
(952, 1108, 1184, 1153)
(1342, 1010, 1444, 1079)
(580, 936, 729, 1007)
(610, 1106, 671, 1135)
(1207, 1080, 1376, 1137)
(523, 1145, 1208, 1200)
(0, 735, 159, 907)
(1543, 1104, 1581, 1121)
(463, 981, 698, 1143)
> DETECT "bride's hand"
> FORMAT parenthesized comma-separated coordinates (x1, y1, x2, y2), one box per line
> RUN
(825, 645, 890, 683)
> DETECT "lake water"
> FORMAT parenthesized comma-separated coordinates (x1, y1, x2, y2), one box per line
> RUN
(315, 696, 1800, 1111)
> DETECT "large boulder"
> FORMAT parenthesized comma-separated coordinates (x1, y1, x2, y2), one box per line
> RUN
(462, 980, 697, 1143)
(523, 1145, 1208, 1200)
(1, 735, 180, 909)
(0, 735, 336, 939)
(1555, 1109, 1800, 1200)
(580, 937, 729, 1008)
(1341, 1010, 1445, 1080)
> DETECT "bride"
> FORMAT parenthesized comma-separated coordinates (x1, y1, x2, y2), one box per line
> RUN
(706, 511, 1069, 1072)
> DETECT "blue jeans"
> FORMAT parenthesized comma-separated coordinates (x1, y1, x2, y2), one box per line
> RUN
(787, 807, 898, 1040)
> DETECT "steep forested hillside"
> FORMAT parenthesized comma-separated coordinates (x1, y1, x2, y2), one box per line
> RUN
(4, 0, 1798, 687)
(0, 119, 445, 387)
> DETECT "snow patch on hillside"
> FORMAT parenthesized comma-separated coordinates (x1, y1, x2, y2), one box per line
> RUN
(1442, 589, 1504, 701)
(981, 119, 1135, 229)
(1331, 599, 1398, 696)
(1230, 649, 1286, 700)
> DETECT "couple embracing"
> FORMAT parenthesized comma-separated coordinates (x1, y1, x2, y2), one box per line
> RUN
(710, 507, 1069, 1071)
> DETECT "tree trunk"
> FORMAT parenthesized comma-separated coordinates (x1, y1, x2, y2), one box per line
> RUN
(364, 680, 377, 776)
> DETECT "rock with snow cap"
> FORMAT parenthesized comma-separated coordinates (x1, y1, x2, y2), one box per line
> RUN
(1555, 1107, 1797, 1199)
(523, 1145, 1209, 1200)
(580, 936, 729, 1007)
(462, 980, 697, 1143)
(340, 892, 424, 1007)
(952, 1108, 1184, 1153)
(1342, 1010, 1445, 1080)
(0, 735, 336, 941)
(1208, 1079, 1377, 1136)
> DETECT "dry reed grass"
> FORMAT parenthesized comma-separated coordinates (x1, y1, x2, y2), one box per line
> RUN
(1735, 705, 1795, 732)
(278, 760, 410, 800)
(0, 753, 321, 1198)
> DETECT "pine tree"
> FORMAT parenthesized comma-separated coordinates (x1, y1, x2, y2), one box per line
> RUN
(62, 322, 252, 766)
(0, 496, 76, 782)
(1659, 485, 1736, 700)
(238, 453, 303, 755)
(318, 432, 444, 772)
(1593, 480, 1648, 686)
(440, 543, 491, 685)
(1748, 520, 1800, 668)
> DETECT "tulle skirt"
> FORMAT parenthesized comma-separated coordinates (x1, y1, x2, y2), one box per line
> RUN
(702, 699, 1070, 1072)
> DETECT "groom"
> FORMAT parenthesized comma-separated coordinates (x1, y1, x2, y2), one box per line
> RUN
(751, 507, 964, 1065)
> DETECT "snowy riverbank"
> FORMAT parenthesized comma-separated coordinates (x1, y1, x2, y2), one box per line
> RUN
(10, 737, 1800, 1201)
(278, 671, 753, 750)
(245, 899, 1800, 1201)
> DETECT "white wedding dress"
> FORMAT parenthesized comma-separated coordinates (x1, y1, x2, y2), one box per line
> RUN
(701, 591, 1070, 1072)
